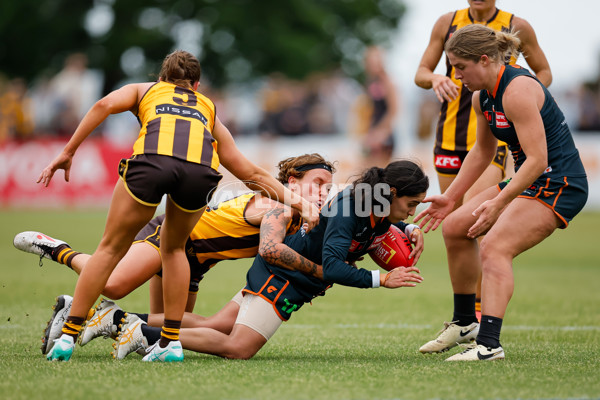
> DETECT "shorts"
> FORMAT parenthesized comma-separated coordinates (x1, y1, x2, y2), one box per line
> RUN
(133, 214, 208, 293)
(434, 145, 508, 177)
(235, 294, 282, 340)
(118, 153, 222, 212)
(498, 175, 588, 228)
(243, 262, 306, 322)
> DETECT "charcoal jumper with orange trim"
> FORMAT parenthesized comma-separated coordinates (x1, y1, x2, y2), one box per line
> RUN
(244, 189, 410, 321)
(480, 65, 588, 227)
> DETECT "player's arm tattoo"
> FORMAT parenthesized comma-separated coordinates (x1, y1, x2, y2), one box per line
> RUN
(259, 206, 323, 280)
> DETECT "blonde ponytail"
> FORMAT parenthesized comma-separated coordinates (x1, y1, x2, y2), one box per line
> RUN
(445, 24, 521, 63)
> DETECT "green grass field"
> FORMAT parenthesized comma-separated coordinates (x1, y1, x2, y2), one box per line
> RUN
(0, 209, 599, 400)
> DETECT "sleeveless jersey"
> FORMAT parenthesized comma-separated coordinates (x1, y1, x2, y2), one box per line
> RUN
(479, 65, 587, 181)
(133, 81, 219, 169)
(190, 193, 303, 269)
(436, 7, 515, 152)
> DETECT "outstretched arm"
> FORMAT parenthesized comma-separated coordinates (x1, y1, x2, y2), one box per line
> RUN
(213, 117, 319, 232)
(38, 83, 145, 186)
(414, 91, 497, 232)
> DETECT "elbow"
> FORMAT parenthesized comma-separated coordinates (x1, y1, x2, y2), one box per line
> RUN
(258, 246, 276, 264)
(414, 76, 427, 89)
(545, 72, 553, 88)
(414, 71, 430, 89)
(94, 97, 114, 115)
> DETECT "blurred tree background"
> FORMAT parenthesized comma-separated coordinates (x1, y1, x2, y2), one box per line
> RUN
(0, 0, 405, 92)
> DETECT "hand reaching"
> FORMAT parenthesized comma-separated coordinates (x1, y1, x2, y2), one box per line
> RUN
(381, 266, 423, 288)
(37, 152, 73, 187)
(413, 194, 455, 233)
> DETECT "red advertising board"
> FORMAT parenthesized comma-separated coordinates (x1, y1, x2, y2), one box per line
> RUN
(0, 139, 131, 208)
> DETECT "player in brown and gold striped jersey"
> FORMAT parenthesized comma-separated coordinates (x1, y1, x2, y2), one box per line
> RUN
(16, 153, 334, 354)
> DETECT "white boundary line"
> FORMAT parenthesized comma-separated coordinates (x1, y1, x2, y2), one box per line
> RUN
(283, 323, 600, 331)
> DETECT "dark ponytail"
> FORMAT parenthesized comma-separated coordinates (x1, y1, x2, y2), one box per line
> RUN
(351, 160, 429, 212)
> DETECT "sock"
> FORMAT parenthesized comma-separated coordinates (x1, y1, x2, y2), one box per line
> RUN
(53, 245, 81, 270)
(475, 298, 482, 321)
(131, 313, 149, 323)
(112, 309, 126, 336)
(159, 319, 181, 348)
(452, 293, 478, 326)
(61, 316, 85, 340)
(477, 315, 503, 348)
(142, 324, 162, 345)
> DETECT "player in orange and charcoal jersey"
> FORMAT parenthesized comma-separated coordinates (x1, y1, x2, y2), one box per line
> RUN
(414, 0, 551, 318)
(110, 161, 428, 361)
(16, 154, 334, 355)
(415, 25, 587, 360)
(37, 50, 320, 362)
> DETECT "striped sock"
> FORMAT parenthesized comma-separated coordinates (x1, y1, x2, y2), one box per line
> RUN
(159, 319, 181, 348)
(54, 245, 81, 270)
(61, 316, 85, 340)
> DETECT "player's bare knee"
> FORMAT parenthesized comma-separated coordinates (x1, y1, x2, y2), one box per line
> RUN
(226, 344, 258, 360)
(442, 214, 468, 241)
(102, 284, 126, 299)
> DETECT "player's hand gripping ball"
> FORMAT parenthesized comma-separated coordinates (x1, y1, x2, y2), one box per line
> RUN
(369, 225, 414, 271)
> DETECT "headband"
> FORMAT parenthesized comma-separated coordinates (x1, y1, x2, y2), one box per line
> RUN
(295, 163, 333, 173)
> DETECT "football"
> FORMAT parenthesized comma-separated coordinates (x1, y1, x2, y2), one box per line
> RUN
(369, 225, 414, 271)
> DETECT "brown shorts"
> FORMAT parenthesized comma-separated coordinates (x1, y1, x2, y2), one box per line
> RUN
(133, 214, 207, 293)
(434, 145, 508, 177)
(118, 153, 222, 212)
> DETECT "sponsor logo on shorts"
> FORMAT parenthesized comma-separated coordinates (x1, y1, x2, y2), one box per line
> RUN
(435, 155, 461, 170)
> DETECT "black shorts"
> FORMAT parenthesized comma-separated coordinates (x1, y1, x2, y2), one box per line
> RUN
(498, 175, 588, 228)
(434, 145, 508, 177)
(133, 214, 207, 293)
(118, 154, 222, 212)
(243, 260, 306, 321)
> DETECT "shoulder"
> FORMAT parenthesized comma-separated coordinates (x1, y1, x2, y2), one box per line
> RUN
(431, 11, 455, 35)
(511, 16, 538, 42)
(505, 74, 542, 96)
(503, 76, 544, 113)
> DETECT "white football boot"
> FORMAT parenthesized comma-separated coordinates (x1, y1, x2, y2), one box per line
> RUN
(79, 299, 122, 346)
(46, 334, 75, 361)
(142, 340, 184, 363)
(41, 295, 73, 355)
(419, 321, 479, 353)
(13, 231, 69, 264)
(445, 343, 505, 361)
(112, 314, 148, 360)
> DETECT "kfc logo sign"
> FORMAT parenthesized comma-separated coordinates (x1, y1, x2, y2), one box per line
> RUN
(435, 155, 461, 170)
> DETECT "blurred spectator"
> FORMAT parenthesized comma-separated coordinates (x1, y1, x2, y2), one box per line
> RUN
(577, 81, 600, 131)
(415, 91, 439, 141)
(258, 72, 338, 137)
(45, 53, 103, 136)
(0, 77, 34, 142)
(355, 46, 399, 168)
(319, 69, 363, 134)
